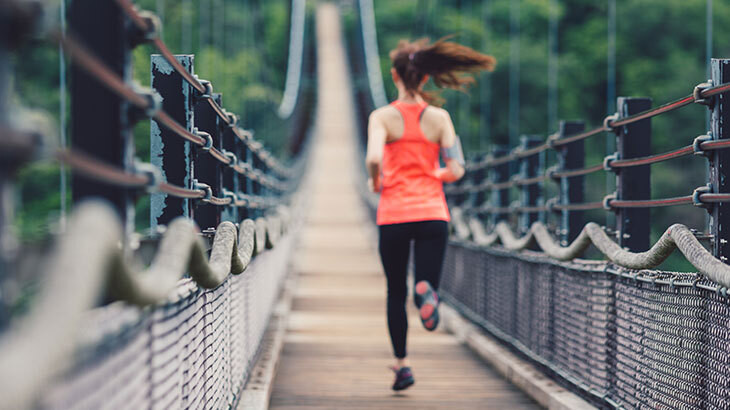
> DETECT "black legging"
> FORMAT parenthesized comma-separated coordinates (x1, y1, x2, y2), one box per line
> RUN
(378, 220, 449, 359)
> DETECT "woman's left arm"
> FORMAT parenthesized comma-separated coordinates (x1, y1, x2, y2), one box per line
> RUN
(435, 110, 465, 183)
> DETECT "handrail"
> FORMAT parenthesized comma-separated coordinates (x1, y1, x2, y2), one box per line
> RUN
(111, 0, 296, 176)
(0, 201, 288, 409)
(359, 0, 388, 108)
(464, 81, 730, 171)
(452, 209, 730, 290)
(278, 0, 307, 118)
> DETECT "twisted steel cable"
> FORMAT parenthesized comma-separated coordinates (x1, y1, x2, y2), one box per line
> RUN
(56, 149, 207, 199)
(115, 0, 302, 176)
(56, 149, 150, 188)
(551, 163, 604, 178)
(62, 4, 295, 180)
(552, 201, 604, 211)
(56, 28, 298, 187)
(465, 80, 730, 171)
(609, 196, 694, 208)
(609, 145, 694, 168)
(55, 31, 150, 109)
(114, 0, 207, 94)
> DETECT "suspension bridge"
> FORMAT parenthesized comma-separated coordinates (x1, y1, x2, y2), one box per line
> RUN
(2, 0, 730, 409)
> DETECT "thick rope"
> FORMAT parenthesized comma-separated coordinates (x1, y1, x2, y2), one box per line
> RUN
(0, 200, 289, 409)
(452, 207, 730, 288)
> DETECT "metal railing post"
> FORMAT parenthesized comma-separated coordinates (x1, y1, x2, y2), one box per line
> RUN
(519, 135, 543, 233)
(222, 111, 239, 225)
(615, 97, 652, 251)
(151, 54, 195, 229)
(557, 121, 585, 245)
(234, 132, 249, 221)
(490, 145, 511, 226)
(710, 59, 730, 263)
(245, 138, 256, 217)
(70, 0, 132, 225)
(471, 153, 489, 221)
(194, 92, 223, 231)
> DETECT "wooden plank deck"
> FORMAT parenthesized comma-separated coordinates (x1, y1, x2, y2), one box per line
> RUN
(268, 4, 540, 409)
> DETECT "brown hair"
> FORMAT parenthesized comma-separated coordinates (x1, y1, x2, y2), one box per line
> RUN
(389, 37, 496, 105)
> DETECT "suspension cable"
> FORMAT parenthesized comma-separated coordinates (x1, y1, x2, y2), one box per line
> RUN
(359, 0, 388, 108)
(609, 145, 694, 168)
(608, 196, 694, 208)
(56, 31, 149, 108)
(551, 163, 604, 179)
(278, 0, 307, 118)
(55, 149, 207, 200)
(552, 201, 604, 211)
(56, 25, 294, 181)
(610, 94, 695, 129)
(56, 149, 148, 187)
(551, 125, 609, 148)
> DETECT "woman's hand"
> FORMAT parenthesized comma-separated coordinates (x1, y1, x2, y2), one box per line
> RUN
(434, 165, 463, 183)
(368, 177, 382, 193)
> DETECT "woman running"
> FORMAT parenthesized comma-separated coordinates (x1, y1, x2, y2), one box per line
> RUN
(365, 37, 495, 391)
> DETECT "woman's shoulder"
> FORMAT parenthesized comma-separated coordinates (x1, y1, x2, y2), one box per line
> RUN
(369, 104, 399, 121)
(423, 105, 450, 119)
(421, 105, 451, 130)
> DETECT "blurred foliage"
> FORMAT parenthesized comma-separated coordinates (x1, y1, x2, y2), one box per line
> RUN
(11, 0, 296, 239)
(342, 0, 730, 271)
(9, 0, 730, 272)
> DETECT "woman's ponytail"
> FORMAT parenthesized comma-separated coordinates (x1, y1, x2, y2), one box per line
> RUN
(390, 37, 496, 105)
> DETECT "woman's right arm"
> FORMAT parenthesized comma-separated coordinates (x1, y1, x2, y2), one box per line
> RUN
(435, 110, 465, 183)
(366, 110, 387, 192)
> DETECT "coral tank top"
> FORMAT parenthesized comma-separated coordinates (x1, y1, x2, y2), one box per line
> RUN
(376, 101, 450, 225)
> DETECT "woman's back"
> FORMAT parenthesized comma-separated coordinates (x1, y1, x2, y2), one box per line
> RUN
(375, 100, 449, 225)
(363, 36, 495, 391)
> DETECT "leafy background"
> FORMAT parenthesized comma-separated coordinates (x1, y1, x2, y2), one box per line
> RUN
(10, 0, 730, 272)
(341, 0, 730, 271)
(12, 0, 295, 240)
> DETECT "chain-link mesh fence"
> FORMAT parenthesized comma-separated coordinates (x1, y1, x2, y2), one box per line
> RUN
(37, 233, 293, 410)
(442, 241, 730, 409)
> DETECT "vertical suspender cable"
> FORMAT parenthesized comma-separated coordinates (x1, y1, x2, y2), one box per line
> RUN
(59, 0, 67, 230)
(606, 0, 616, 117)
(458, 0, 469, 145)
(705, 0, 713, 229)
(182, 0, 192, 52)
(420, 0, 430, 36)
(479, 0, 491, 151)
(706, 0, 713, 80)
(508, 0, 520, 146)
(215, 0, 225, 82)
(547, 0, 558, 134)
(360, 0, 388, 108)
(243, 0, 253, 126)
(706, 0, 713, 127)
(278, 0, 307, 119)
(606, 0, 617, 228)
(200, 0, 210, 75)
(156, 0, 165, 36)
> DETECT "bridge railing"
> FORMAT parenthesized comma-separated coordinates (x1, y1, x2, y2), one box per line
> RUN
(0, 1, 314, 408)
(345, 1, 730, 407)
(440, 60, 730, 409)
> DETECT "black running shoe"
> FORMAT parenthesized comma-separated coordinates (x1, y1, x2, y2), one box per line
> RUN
(390, 366, 415, 391)
(414, 280, 439, 331)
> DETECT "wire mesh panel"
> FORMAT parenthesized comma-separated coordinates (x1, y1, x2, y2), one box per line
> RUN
(37, 234, 295, 409)
(441, 241, 730, 409)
